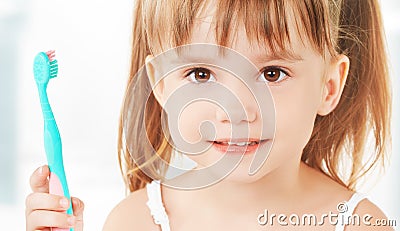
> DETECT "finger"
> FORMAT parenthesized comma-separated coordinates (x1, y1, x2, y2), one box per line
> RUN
(25, 193, 70, 215)
(29, 165, 50, 193)
(71, 197, 84, 216)
(27, 227, 51, 231)
(72, 197, 84, 231)
(27, 210, 75, 231)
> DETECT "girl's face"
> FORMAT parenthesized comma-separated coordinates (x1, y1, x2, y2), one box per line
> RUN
(146, 10, 348, 186)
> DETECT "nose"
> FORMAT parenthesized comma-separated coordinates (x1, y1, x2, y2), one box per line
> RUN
(216, 105, 257, 124)
(215, 85, 257, 124)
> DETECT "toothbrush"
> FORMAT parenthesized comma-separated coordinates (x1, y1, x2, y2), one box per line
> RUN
(33, 50, 73, 231)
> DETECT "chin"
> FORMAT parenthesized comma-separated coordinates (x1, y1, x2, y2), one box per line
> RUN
(216, 165, 270, 184)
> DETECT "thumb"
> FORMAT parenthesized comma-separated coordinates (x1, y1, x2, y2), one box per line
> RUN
(29, 165, 50, 193)
(71, 197, 84, 231)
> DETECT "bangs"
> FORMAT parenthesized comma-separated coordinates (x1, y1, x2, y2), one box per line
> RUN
(143, 0, 337, 57)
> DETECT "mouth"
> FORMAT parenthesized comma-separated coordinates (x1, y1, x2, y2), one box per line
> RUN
(208, 139, 269, 154)
(213, 140, 260, 146)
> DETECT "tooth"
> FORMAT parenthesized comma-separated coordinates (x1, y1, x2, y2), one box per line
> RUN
(217, 141, 258, 146)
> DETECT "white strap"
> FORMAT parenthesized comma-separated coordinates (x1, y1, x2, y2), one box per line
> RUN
(146, 180, 171, 231)
(335, 192, 367, 231)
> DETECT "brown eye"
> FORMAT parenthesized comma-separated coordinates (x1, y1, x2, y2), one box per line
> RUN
(186, 68, 215, 83)
(261, 67, 287, 82)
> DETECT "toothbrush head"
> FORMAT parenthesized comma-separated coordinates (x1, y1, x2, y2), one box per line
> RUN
(33, 50, 59, 84)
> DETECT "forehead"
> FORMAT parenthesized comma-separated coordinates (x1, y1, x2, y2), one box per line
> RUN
(188, 13, 310, 64)
(145, 0, 333, 59)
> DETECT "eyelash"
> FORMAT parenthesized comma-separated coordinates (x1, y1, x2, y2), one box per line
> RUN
(184, 66, 291, 84)
(258, 66, 290, 84)
(184, 67, 217, 84)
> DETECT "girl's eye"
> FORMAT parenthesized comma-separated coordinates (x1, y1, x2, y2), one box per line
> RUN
(185, 68, 216, 84)
(259, 67, 288, 83)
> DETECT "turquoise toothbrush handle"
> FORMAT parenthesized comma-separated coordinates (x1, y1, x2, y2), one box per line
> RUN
(39, 88, 73, 231)
(43, 109, 72, 211)
(36, 88, 73, 231)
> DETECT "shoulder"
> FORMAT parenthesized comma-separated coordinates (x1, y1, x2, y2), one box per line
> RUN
(102, 185, 158, 231)
(345, 198, 394, 231)
(299, 163, 392, 228)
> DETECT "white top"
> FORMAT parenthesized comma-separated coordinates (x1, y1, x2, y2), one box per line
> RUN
(146, 180, 367, 231)
(145, 180, 171, 231)
(335, 192, 367, 231)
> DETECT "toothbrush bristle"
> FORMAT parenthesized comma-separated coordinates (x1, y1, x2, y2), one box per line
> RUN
(46, 50, 56, 62)
(45, 50, 58, 78)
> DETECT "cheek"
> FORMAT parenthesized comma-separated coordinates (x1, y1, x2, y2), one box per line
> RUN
(273, 79, 322, 155)
(178, 102, 215, 143)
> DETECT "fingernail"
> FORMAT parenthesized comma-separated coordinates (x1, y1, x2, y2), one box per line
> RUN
(60, 198, 69, 208)
(75, 198, 81, 208)
(67, 216, 76, 226)
(72, 198, 78, 208)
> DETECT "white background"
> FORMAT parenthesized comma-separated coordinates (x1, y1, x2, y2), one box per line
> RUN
(0, 0, 398, 230)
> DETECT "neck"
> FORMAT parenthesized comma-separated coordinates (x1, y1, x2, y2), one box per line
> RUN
(204, 154, 302, 206)
(164, 153, 304, 214)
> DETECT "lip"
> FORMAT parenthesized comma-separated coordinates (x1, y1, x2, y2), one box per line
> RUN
(213, 138, 266, 143)
(209, 139, 269, 155)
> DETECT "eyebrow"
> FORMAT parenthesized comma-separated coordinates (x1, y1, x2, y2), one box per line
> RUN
(169, 48, 304, 67)
(251, 52, 304, 64)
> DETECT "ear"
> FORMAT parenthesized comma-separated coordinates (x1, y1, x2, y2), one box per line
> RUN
(145, 55, 165, 107)
(317, 54, 350, 116)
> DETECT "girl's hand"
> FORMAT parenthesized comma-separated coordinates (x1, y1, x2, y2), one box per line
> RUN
(25, 165, 84, 231)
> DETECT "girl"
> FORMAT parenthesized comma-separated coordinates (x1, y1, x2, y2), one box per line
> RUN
(26, 0, 393, 230)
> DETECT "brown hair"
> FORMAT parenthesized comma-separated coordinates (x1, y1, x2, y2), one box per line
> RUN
(118, 0, 391, 193)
